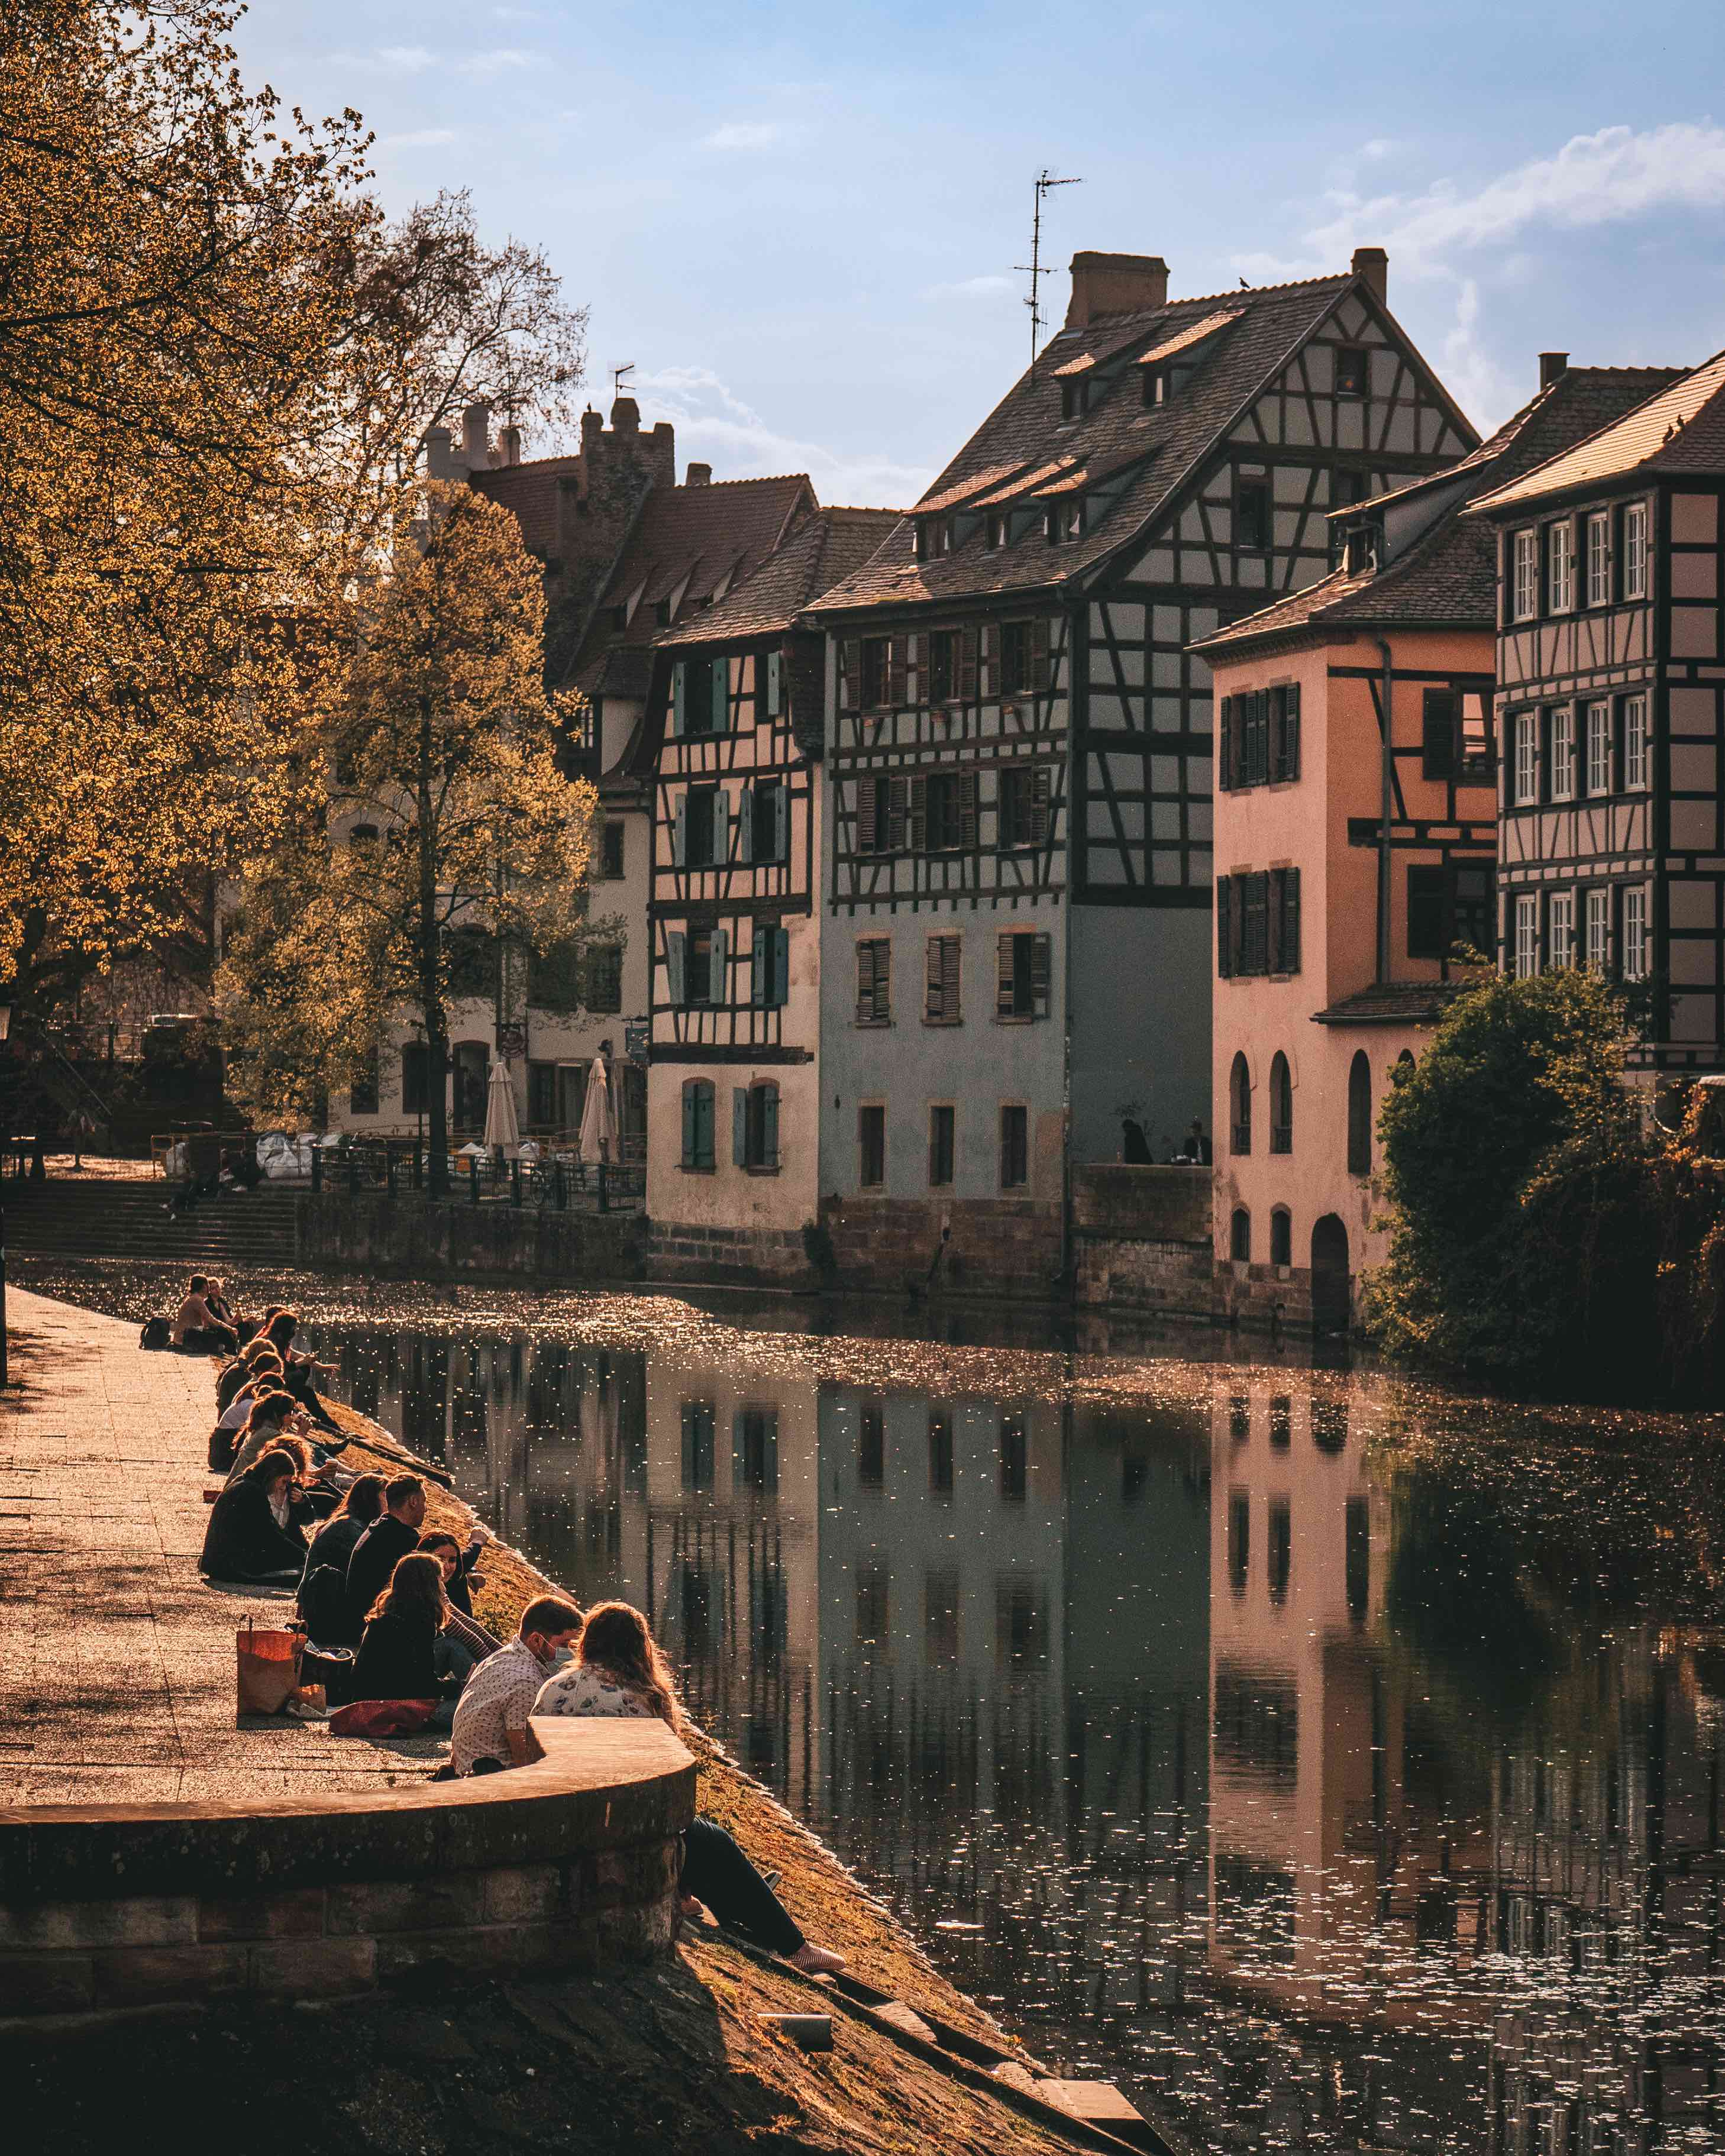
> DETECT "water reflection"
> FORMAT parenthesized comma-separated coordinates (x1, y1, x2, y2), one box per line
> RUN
(326, 1320, 1725, 2152)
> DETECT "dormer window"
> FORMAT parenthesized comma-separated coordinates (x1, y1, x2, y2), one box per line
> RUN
(1045, 499, 1084, 545)
(988, 513, 1007, 551)
(1343, 526, 1377, 576)
(654, 597, 673, 625)
(1142, 361, 1196, 408)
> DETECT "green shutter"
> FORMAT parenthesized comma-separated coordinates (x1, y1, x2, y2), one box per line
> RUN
(671, 793, 686, 866)
(666, 931, 686, 1006)
(671, 662, 685, 738)
(709, 927, 728, 1006)
(772, 781, 789, 861)
(766, 648, 782, 716)
(712, 789, 728, 866)
(773, 928, 789, 1008)
(752, 926, 768, 1007)
(762, 1084, 779, 1169)
(737, 788, 754, 865)
(733, 1086, 748, 1168)
(1217, 877, 1233, 978)
(681, 1081, 696, 1165)
(712, 660, 729, 733)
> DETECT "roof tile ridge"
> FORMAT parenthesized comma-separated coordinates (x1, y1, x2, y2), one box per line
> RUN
(681, 471, 813, 490)
(1164, 270, 1351, 311)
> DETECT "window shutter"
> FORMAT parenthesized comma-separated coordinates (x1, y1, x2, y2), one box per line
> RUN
(708, 928, 728, 1005)
(772, 781, 789, 861)
(980, 620, 997, 693)
(711, 790, 729, 867)
(733, 1086, 747, 1168)
(752, 926, 769, 1007)
(996, 933, 1016, 1017)
(1422, 689, 1458, 780)
(1032, 766, 1051, 841)
(1030, 615, 1051, 692)
(925, 936, 944, 1019)
(1030, 933, 1051, 1016)
(888, 637, 907, 705)
(697, 1082, 714, 1167)
(856, 941, 876, 1025)
(1219, 697, 1234, 791)
(671, 661, 686, 738)
(909, 775, 928, 852)
(856, 777, 877, 854)
(957, 627, 978, 703)
(1217, 874, 1233, 977)
(841, 639, 861, 711)
(960, 772, 979, 848)
(1283, 683, 1300, 780)
(766, 647, 782, 717)
(1268, 868, 1285, 974)
(736, 788, 754, 864)
(681, 1080, 696, 1165)
(773, 928, 789, 1008)
(942, 936, 959, 1017)
(1284, 868, 1301, 972)
(671, 793, 686, 867)
(666, 930, 686, 1006)
(763, 1084, 779, 1168)
(887, 777, 909, 852)
(710, 660, 729, 734)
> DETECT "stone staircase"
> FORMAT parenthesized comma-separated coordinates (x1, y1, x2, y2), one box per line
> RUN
(2, 1178, 301, 1268)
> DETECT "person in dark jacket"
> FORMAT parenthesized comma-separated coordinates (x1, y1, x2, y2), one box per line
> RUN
(352, 1553, 463, 1728)
(199, 1449, 308, 1585)
(296, 1475, 386, 1643)
(416, 1526, 489, 1618)
(263, 1310, 341, 1434)
(344, 1475, 427, 1632)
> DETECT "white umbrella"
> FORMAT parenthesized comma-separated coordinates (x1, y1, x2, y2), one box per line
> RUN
(579, 1050, 617, 1163)
(483, 1059, 521, 1158)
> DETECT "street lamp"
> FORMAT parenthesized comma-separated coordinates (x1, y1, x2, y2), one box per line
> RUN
(0, 998, 11, 1391)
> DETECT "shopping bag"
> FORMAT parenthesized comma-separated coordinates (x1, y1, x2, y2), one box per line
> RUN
(328, 1698, 438, 1738)
(235, 1623, 302, 1717)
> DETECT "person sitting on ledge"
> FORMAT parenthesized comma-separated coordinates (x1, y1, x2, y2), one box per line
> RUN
(345, 1473, 427, 1632)
(298, 1474, 386, 1643)
(415, 1524, 489, 1618)
(216, 1334, 285, 1414)
(262, 1309, 342, 1434)
(223, 1389, 309, 1483)
(208, 1353, 285, 1470)
(418, 1527, 503, 1686)
(204, 1278, 244, 1333)
(351, 1553, 466, 1730)
(534, 1602, 847, 1976)
(447, 1594, 584, 1777)
(199, 1446, 308, 1585)
(172, 1275, 238, 1356)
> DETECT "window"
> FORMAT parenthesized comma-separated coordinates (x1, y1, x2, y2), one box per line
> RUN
(999, 1410, 1028, 1501)
(999, 1103, 1029, 1189)
(1623, 887, 1649, 980)
(928, 1104, 955, 1188)
(680, 1401, 716, 1492)
(1236, 476, 1269, 551)
(1346, 1052, 1371, 1176)
(348, 1046, 379, 1117)
(997, 764, 1049, 849)
(860, 636, 889, 709)
(1549, 708, 1575, 801)
(735, 1406, 779, 1494)
(1229, 1207, 1251, 1262)
(1546, 522, 1574, 614)
(987, 513, 1007, 549)
(858, 1104, 886, 1188)
(673, 926, 725, 1007)
(999, 619, 1030, 697)
(527, 1061, 557, 1129)
(1422, 689, 1458, 781)
(674, 655, 723, 737)
(854, 1564, 889, 1646)
(1269, 1208, 1291, 1268)
(1453, 864, 1494, 958)
(1585, 888, 1612, 972)
(1549, 890, 1575, 969)
(996, 930, 1051, 1019)
(1459, 690, 1493, 780)
(1269, 1397, 1292, 1450)
(855, 938, 890, 1024)
(654, 597, 672, 626)
(1624, 694, 1649, 791)
(1217, 686, 1298, 790)
(928, 1410, 954, 1495)
(857, 1401, 886, 1490)
(1514, 893, 1541, 978)
(923, 771, 973, 852)
(680, 1079, 716, 1169)
(1408, 862, 1494, 962)
(599, 821, 625, 880)
(1623, 502, 1648, 599)
(1586, 512, 1611, 607)
(1229, 1052, 1252, 1156)
(924, 934, 961, 1024)
(746, 778, 787, 864)
(1216, 869, 1300, 978)
(1513, 712, 1539, 805)
(679, 785, 727, 868)
(928, 629, 956, 703)
(736, 1081, 780, 1171)
(856, 773, 905, 854)
(1335, 345, 1367, 397)
(1269, 1052, 1293, 1155)
(400, 1041, 429, 1117)
(585, 943, 623, 1013)
(1512, 529, 1540, 621)
(924, 1570, 958, 1661)
(1585, 701, 1613, 796)
(751, 925, 789, 1009)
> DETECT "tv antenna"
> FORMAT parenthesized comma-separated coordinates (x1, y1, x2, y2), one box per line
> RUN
(1016, 169, 1082, 371)
(612, 361, 635, 401)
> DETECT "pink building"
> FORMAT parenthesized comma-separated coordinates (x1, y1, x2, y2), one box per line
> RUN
(1194, 359, 1679, 1333)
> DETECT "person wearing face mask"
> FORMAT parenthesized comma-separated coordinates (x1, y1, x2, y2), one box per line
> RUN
(447, 1596, 585, 1777)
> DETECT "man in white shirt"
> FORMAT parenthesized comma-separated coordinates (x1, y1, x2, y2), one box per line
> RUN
(448, 1596, 584, 1776)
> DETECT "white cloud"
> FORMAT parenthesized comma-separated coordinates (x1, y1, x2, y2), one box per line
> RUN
(628, 365, 929, 507)
(332, 42, 532, 78)
(926, 273, 1017, 300)
(382, 128, 459, 151)
(458, 47, 531, 76)
(700, 121, 800, 153)
(375, 44, 436, 73)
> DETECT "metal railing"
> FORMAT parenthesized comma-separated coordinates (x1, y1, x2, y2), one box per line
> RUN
(309, 1136, 645, 1213)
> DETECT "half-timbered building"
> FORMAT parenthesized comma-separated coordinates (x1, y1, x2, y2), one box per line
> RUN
(634, 508, 900, 1277)
(804, 245, 1477, 1295)
(1194, 357, 1683, 1333)
(1466, 351, 1725, 1094)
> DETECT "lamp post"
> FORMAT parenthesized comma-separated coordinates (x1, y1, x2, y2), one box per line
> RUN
(0, 998, 11, 1389)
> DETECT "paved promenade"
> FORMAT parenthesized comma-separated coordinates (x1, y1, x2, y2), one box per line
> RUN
(0, 1288, 429, 1805)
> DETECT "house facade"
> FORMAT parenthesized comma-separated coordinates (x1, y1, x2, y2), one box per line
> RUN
(805, 245, 1477, 1297)
(634, 509, 899, 1280)
(1194, 358, 1683, 1332)
(1466, 348, 1725, 1095)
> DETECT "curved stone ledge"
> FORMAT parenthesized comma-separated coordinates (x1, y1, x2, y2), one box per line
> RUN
(0, 1719, 696, 2024)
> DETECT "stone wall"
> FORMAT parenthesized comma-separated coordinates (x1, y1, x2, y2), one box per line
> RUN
(294, 1192, 647, 1285)
(1070, 1164, 1213, 1322)
(819, 1194, 1064, 1301)
(0, 1720, 693, 2028)
(1213, 1255, 1317, 1336)
(646, 1220, 818, 1289)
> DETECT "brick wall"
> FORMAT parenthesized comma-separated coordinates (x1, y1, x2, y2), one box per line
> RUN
(1070, 1163, 1214, 1321)
(294, 1193, 647, 1284)
(646, 1220, 817, 1289)
(819, 1195, 1064, 1300)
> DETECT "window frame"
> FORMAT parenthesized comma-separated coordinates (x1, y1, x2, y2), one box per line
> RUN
(1548, 889, 1576, 970)
(1514, 893, 1541, 979)
(1235, 472, 1271, 553)
(1623, 693, 1649, 791)
(1546, 519, 1574, 615)
(928, 1102, 955, 1189)
(998, 1101, 1030, 1191)
(1333, 344, 1368, 398)
(1622, 502, 1648, 600)
(1584, 887, 1612, 972)
(1346, 1051, 1372, 1178)
(680, 1078, 716, 1171)
(923, 932, 962, 1026)
(1268, 1052, 1293, 1156)
(1585, 511, 1611, 608)
(739, 1080, 780, 1174)
(1229, 1052, 1252, 1157)
(1548, 706, 1576, 803)
(1623, 886, 1649, 980)
(859, 636, 890, 710)
(1513, 710, 1539, 806)
(995, 929, 1052, 1022)
(1269, 1207, 1291, 1269)
(858, 1102, 887, 1189)
(1585, 700, 1613, 798)
(927, 629, 957, 704)
(1511, 528, 1540, 622)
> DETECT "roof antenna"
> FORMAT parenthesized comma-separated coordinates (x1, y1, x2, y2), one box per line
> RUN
(612, 361, 635, 402)
(1016, 168, 1082, 373)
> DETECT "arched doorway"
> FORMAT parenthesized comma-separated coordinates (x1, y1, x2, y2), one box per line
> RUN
(1311, 1214, 1351, 1334)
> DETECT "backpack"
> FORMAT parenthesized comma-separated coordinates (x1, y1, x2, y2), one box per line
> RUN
(298, 1562, 350, 1646)
(208, 1423, 238, 1474)
(139, 1316, 171, 1352)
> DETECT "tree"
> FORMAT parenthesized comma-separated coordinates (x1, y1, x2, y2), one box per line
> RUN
(217, 485, 607, 1188)
(1362, 969, 1659, 1390)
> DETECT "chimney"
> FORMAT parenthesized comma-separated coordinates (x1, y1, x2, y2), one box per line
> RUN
(1351, 246, 1388, 306)
(500, 424, 522, 467)
(460, 400, 490, 467)
(1539, 351, 1569, 391)
(425, 425, 456, 481)
(686, 462, 712, 487)
(610, 394, 640, 434)
(1065, 251, 1169, 330)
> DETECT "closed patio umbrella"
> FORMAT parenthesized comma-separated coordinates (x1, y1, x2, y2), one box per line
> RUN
(483, 1060, 521, 1159)
(578, 1049, 617, 1164)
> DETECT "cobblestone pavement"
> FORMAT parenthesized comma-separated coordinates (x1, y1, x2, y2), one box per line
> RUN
(0, 1288, 438, 1805)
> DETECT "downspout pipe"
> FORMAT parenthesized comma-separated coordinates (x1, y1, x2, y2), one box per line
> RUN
(1375, 636, 1394, 986)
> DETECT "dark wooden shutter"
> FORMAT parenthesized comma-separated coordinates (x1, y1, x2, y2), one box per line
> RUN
(855, 941, 876, 1024)
(887, 776, 908, 852)
(980, 620, 997, 694)
(1219, 697, 1235, 791)
(840, 639, 861, 711)
(887, 637, 907, 705)
(925, 935, 944, 1020)
(1217, 875, 1233, 977)
(772, 929, 789, 1008)
(957, 626, 978, 704)
(732, 1086, 748, 1168)
(1283, 682, 1301, 780)
(1031, 765, 1051, 842)
(752, 926, 768, 1007)
(1268, 868, 1285, 974)
(856, 777, 877, 854)
(1029, 933, 1051, 1016)
(1283, 867, 1301, 972)
(1030, 615, 1051, 693)
(1422, 689, 1458, 780)
(681, 1080, 697, 1165)
(761, 1084, 778, 1169)
(996, 933, 1016, 1017)
(909, 775, 928, 853)
(960, 772, 979, 848)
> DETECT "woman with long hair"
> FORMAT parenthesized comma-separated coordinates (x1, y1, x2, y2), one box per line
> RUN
(418, 1528, 502, 1679)
(352, 1553, 465, 1728)
(264, 1310, 341, 1434)
(199, 1446, 308, 1585)
(534, 1602, 845, 1974)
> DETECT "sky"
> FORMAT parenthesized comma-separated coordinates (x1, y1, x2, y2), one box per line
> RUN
(238, 0, 1725, 507)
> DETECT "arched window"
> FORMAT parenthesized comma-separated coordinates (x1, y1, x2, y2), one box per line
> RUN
(1269, 1207, 1291, 1266)
(1269, 1052, 1293, 1154)
(680, 1078, 716, 1169)
(1346, 1051, 1372, 1176)
(1229, 1052, 1252, 1155)
(1230, 1207, 1251, 1262)
(735, 1080, 780, 1171)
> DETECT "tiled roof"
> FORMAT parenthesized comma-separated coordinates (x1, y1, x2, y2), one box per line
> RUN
(1311, 981, 1470, 1027)
(804, 270, 1467, 619)
(1197, 366, 1690, 653)
(596, 474, 815, 620)
(655, 507, 902, 649)
(1466, 348, 1725, 513)
(467, 453, 582, 558)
